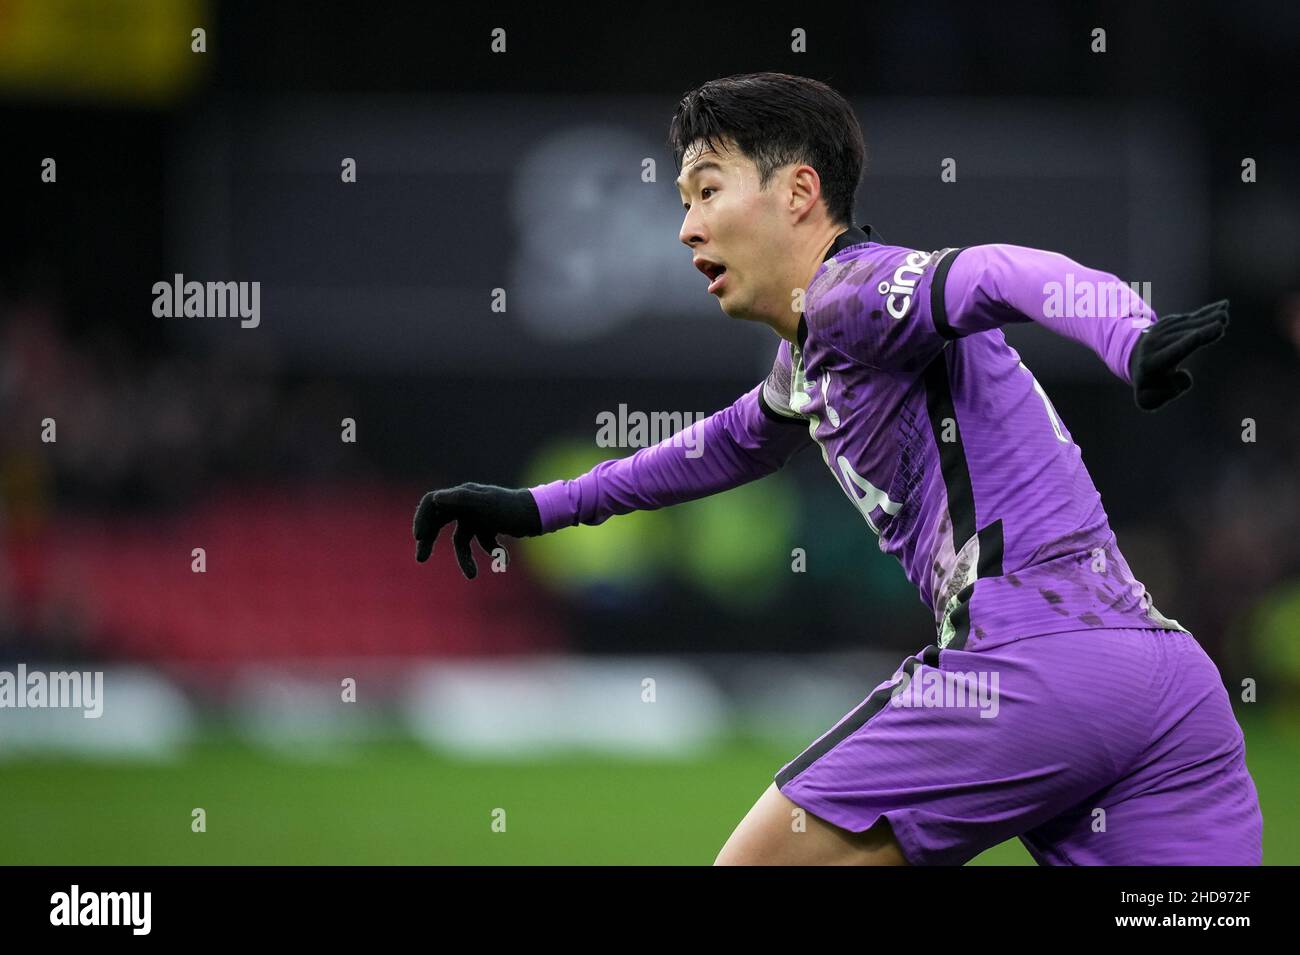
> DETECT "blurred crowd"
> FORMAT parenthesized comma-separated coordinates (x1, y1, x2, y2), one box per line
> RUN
(0, 292, 359, 515)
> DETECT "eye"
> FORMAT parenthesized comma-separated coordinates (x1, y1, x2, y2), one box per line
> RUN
(682, 187, 718, 211)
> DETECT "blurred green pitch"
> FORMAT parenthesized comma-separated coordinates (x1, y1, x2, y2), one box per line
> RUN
(1, 715, 1294, 865)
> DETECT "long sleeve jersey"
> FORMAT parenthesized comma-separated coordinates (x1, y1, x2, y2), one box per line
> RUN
(529, 226, 1183, 651)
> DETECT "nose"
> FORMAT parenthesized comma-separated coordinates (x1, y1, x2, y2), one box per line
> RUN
(679, 206, 705, 249)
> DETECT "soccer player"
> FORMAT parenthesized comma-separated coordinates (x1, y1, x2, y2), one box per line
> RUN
(413, 72, 1262, 865)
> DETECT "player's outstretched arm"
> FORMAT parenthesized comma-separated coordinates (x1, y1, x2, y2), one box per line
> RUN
(413, 385, 809, 579)
(940, 244, 1229, 409)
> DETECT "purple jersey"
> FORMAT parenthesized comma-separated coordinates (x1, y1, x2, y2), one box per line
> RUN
(530, 225, 1184, 651)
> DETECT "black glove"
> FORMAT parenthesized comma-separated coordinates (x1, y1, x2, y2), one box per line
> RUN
(1129, 299, 1229, 411)
(413, 483, 543, 579)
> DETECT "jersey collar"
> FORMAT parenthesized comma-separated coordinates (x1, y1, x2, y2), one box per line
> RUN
(799, 224, 878, 349)
(824, 223, 875, 261)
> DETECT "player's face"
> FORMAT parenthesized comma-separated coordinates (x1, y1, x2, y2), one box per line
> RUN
(677, 140, 790, 322)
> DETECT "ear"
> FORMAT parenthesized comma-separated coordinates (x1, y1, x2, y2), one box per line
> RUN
(788, 163, 823, 217)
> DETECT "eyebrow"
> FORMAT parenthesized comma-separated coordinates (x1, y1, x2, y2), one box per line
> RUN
(675, 160, 724, 192)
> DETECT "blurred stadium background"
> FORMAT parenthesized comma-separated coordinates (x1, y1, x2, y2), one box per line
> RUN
(2, 0, 1298, 864)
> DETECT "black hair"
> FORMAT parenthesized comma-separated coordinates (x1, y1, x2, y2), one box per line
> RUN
(668, 72, 865, 228)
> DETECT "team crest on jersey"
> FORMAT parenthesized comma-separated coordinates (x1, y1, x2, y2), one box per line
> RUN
(876, 250, 935, 320)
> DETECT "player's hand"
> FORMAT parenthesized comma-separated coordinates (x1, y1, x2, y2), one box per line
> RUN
(412, 483, 543, 578)
(1128, 299, 1229, 411)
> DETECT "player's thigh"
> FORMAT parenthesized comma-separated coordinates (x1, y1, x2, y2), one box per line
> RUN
(714, 783, 909, 866)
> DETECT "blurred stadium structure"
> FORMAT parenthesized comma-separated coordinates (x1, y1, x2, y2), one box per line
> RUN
(2, 0, 1299, 863)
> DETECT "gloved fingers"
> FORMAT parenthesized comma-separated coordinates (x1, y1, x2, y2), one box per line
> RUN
(413, 492, 454, 562)
(452, 522, 478, 579)
(1151, 306, 1226, 343)
(439, 485, 498, 527)
(431, 485, 478, 512)
(1153, 298, 1228, 333)
(1186, 298, 1230, 322)
(475, 532, 502, 567)
(1147, 318, 1226, 370)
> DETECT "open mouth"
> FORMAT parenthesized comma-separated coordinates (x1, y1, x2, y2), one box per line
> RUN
(694, 258, 728, 294)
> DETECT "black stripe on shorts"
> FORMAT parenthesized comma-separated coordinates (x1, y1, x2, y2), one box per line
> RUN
(775, 647, 941, 787)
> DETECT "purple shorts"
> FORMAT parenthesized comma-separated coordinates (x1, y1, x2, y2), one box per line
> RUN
(775, 628, 1262, 865)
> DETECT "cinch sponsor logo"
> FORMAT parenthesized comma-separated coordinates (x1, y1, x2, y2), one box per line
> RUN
(50, 885, 151, 935)
(876, 250, 935, 320)
(152, 273, 261, 328)
(0, 664, 103, 718)
(889, 666, 1000, 718)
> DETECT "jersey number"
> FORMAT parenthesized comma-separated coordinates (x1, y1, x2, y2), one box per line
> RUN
(1019, 361, 1069, 444)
